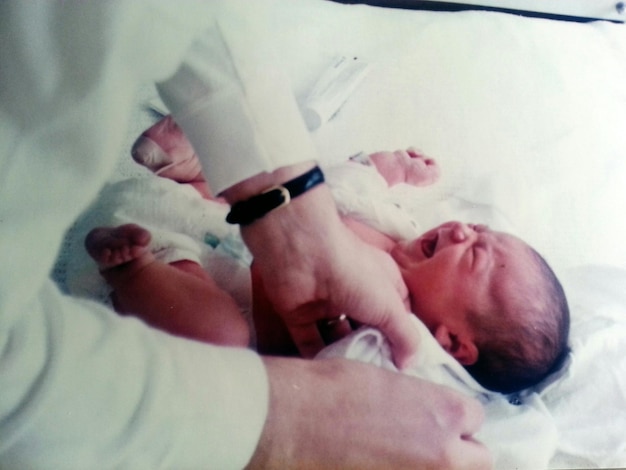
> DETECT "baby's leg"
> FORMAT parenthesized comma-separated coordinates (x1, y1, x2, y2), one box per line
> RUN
(85, 224, 249, 347)
(131, 115, 216, 200)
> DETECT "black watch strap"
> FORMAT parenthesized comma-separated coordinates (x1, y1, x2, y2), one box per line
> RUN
(226, 166, 325, 225)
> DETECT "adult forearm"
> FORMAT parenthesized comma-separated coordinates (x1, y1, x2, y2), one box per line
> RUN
(247, 357, 493, 470)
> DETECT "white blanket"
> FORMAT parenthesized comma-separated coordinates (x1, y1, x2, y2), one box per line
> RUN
(542, 265, 626, 468)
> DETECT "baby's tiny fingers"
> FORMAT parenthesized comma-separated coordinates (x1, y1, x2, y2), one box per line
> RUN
(406, 147, 426, 159)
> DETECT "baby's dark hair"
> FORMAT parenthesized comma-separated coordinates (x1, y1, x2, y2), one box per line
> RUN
(465, 247, 570, 394)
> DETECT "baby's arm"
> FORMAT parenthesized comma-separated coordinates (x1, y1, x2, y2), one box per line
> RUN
(363, 147, 440, 187)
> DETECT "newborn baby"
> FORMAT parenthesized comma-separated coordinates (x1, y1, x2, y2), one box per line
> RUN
(85, 115, 570, 395)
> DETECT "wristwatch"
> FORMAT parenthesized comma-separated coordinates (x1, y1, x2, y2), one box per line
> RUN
(226, 166, 325, 225)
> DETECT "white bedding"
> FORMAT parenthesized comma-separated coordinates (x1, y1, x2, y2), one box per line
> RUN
(55, 1, 626, 468)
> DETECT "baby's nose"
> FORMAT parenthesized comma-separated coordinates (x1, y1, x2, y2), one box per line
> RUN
(448, 222, 471, 243)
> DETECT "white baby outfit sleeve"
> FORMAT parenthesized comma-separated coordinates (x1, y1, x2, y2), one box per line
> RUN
(323, 160, 424, 241)
(0, 0, 315, 467)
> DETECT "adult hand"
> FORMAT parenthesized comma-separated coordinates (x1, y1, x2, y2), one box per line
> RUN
(223, 163, 420, 368)
(247, 357, 492, 470)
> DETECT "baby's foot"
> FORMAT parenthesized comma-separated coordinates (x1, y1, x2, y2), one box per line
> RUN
(85, 224, 153, 270)
(369, 148, 440, 187)
(131, 115, 204, 184)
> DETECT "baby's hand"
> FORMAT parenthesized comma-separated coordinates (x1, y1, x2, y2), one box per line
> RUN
(369, 147, 440, 187)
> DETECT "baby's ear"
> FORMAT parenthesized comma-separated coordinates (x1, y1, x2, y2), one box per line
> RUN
(433, 325, 478, 365)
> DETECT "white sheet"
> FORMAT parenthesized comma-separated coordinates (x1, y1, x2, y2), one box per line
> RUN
(543, 265, 626, 468)
(54, 1, 626, 468)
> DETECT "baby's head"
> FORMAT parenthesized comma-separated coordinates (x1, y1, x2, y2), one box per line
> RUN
(391, 221, 570, 394)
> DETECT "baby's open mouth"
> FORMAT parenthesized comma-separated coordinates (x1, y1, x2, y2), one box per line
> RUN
(420, 233, 439, 258)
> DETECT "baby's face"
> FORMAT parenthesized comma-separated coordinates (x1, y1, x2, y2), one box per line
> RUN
(390, 221, 532, 334)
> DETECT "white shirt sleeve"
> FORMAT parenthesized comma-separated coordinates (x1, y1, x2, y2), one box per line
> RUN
(156, 0, 319, 194)
(0, 1, 310, 467)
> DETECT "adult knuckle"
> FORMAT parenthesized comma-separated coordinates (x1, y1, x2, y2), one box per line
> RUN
(439, 395, 471, 428)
